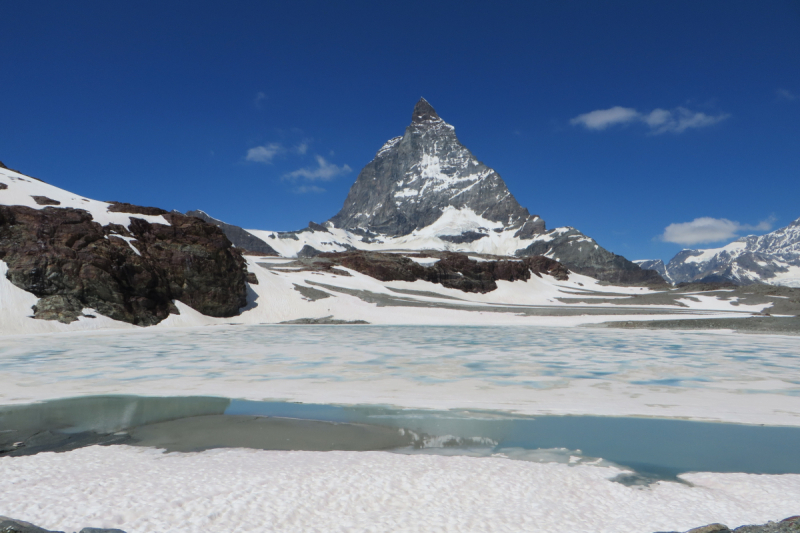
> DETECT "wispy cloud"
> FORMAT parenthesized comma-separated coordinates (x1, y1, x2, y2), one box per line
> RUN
(571, 106, 729, 134)
(660, 216, 775, 246)
(293, 185, 326, 194)
(283, 155, 352, 181)
(254, 91, 267, 109)
(246, 142, 285, 164)
(777, 88, 797, 101)
(295, 141, 309, 155)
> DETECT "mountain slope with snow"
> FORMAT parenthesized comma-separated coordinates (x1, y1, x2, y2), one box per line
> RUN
(663, 217, 800, 287)
(228, 99, 663, 285)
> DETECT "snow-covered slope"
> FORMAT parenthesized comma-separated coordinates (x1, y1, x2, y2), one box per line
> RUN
(664, 218, 800, 287)
(0, 163, 169, 228)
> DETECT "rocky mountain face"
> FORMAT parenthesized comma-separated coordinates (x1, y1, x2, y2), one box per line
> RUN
(187, 209, 278, 256)
(517, 228, 666, 285)
(634, 259, 670, 283)
(328, 98, 545, 239)
(0, 203, 248, 325)
(661, 217, 800, 287)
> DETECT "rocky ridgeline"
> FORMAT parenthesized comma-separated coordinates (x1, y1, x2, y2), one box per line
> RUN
(0, 203, 248, 325)
(279, 250, 569, 293)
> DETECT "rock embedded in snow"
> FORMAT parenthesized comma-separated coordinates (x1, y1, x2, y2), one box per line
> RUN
(0, 516, 127, 533)
(0, 204, 248, 325)
(293, 250, 570, 293)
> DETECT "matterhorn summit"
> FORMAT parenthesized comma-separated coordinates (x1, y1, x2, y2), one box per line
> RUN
(329, 98, 545, 239)
(199, 98, 663, 284)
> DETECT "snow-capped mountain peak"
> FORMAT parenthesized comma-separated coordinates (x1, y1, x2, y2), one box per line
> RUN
(662, 216, 800, 287)
(328, 98, 541, 238)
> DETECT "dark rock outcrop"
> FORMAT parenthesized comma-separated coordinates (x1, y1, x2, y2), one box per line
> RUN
(0, 182, 7, 190)
(0, 205, 248, 325)
(186, 209, 278, 256)
(440, 231, 488, 244)
(656, 515, 800, 532)
(0, 516, 127, 533)
(31, 196, 60, 206)
(313, 251, 568, 293)
(106, 201, 168, 216)
(297, 245, 323, 258)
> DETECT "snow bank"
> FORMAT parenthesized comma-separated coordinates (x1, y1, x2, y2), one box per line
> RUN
(1, 445, 798, 533)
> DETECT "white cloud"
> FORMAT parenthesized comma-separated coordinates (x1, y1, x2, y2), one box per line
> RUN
(293, 185, 326, 194)
(246, 143, 285, 164)
(571, 106, 729, 134)
(570, 106, 640, 130)
(777, 88, 797, 101)
(295, 141, 309, 155)
(283, 155, 352, 181)
(660, 216, 775, 246)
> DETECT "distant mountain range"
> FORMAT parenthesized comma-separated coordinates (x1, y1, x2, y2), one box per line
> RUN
(637, 217, 800, 287)
(201, 99, 663, 285)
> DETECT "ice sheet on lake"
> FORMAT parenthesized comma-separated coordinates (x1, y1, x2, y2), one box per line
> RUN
(1, 325, 799, 426)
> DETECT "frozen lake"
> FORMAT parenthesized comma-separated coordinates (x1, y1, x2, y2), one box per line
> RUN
(1, 325, 799, 425)
(2, 325, 800, 533)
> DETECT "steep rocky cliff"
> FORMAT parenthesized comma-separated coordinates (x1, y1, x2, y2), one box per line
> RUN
(0, 170, 249, 326)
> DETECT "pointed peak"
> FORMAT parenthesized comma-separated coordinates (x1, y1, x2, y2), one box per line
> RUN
(412, 97, 441, 124)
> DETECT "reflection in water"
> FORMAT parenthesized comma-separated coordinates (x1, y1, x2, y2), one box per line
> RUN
(3, 395, 800, 481)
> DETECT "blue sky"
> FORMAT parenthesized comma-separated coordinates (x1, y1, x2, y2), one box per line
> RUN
(1, 1, 798, 262)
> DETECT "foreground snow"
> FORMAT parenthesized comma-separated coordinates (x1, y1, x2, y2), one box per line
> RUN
(1, 445, 798, 533)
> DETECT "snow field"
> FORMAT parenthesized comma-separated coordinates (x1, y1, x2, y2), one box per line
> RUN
(1, 445, 799, 533)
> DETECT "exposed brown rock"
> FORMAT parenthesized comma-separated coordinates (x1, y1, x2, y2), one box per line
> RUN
(106, 201, 169, 216)
(0, 205, 248, 326)
(310, 251, 569, 293)
(31, 195, 60, 206)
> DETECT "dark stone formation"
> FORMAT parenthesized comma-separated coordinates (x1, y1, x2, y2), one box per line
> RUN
(186, 210, 279, 256)
(0, 160, 7, 168)
(313, 251, 569, 293)
(0, 182, 7, 190)
(106, 201, 168, 216)
(516, 227, 667, 286)
(439, 231, 488, 244)
(308, 221, 330, 233)
(0, 205, 248, 325)
(328, 98, 543, 237)
(31, 195, 60, 206)
(0, 517, 127, 533)
(655, 515, 800, 532)
(297, 245, 323, 258)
